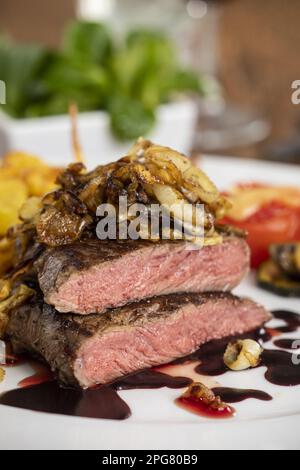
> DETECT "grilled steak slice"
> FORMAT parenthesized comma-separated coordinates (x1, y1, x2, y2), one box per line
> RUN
(36, 237, 250, 315)
(8, 292, 270, 388)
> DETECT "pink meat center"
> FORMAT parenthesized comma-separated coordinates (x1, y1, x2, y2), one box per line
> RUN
(52, 239, 249, 314)
(74, 299, 267, 388)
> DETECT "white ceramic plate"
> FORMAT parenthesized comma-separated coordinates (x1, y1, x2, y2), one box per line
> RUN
(0, 156, 300, 450)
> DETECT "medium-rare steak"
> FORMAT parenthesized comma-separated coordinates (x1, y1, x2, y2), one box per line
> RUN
(8, 292, 270, 388)
(36, 236, 250, 315)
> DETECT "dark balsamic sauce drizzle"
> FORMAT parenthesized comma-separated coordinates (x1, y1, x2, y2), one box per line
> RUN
(193, 311, 300, 388)
(273, 339, 300, 350)
(212, 387, 272, 403)
(0, 351, 192, 420)
(262, 350, 300, 386)
(0, 382, 131, 421)
(271, 310, 300, 334)
(113, 369, 192, 390)
(0, 309, 299, 420)
(192, 329, 264, 377)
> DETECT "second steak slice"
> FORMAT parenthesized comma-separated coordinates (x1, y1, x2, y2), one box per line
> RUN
(36, 237, 250, 315)
(8, 292, 270, 388)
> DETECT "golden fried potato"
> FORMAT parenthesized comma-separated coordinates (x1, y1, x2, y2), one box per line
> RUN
(0, 152, 61, 237)
(0, 179, 28, 235)
(26, 171, 58, 196)
(1, 152, 60, 195)
(3, 152, 47, 170)
(0, 167, 21, 181)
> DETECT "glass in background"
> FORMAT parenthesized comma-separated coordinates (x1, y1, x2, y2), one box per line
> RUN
(77, 0, 270, 157)
(77, 0, 210, 68)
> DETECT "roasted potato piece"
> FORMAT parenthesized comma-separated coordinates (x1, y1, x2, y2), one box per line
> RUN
(26, 172, 57, 196)
(0, 153, 60, 236)
(3, 152, 46, 170)
(1, 152, 60, 194)
(0, 179, 28, 235)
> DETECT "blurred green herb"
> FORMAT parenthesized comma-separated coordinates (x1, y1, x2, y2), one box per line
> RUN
(0, 21, 206, 141)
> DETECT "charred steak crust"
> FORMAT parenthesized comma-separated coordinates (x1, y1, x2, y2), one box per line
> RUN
(36, 236, 250, 315)
(7, 292, 271, 388)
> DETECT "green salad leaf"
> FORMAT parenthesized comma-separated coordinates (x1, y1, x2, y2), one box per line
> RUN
(0, 21, 208, 140)
(0, 38, 50, 117)
(110, 95, 155, 141)
(63, 21, 113, 66)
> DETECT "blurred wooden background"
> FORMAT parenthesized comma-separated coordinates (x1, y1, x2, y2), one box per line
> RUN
(219, 0, 300, 156)
(0, 0, 75, 47)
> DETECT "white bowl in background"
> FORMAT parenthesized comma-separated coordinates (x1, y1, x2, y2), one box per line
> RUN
(0, 100, 199, 168)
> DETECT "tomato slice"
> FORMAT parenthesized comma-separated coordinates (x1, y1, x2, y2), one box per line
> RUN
(223, 202, 300, 268)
